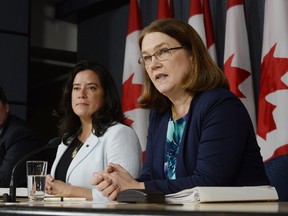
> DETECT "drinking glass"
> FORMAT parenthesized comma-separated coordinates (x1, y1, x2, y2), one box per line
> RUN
(26, 161, 48, 202)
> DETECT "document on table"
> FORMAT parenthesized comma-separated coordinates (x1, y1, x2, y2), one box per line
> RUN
(44, 197, 86, 202)
(165, 185, 278, 203)
(0, 188, 27, 197)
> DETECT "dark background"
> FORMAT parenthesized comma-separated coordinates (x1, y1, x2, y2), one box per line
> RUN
(0, 0, 265, 146)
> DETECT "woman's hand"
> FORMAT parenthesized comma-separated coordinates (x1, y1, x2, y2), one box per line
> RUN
(45, 174, 54, 194)
(45, 175, 72, 197)
(91, 163, 144, 200)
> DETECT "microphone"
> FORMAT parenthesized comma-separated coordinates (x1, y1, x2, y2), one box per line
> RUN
(2, 137, 61, 202)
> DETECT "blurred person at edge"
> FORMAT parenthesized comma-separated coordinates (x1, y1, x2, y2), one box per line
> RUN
(45, 60, 142, 201)
(91, 18, 269, 200)
(0, 86, 41, 187)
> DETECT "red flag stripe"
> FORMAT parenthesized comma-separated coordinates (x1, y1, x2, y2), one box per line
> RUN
(127, 0, 141, 35)
(227, 0, 244, 9)
(157, 0, 174, 19)
(190, 0, 202, 15)
(169, 0, 174, 17)
(203, 0, 215, 49)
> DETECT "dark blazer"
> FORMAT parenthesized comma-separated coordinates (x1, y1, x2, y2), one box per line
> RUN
(138, 88, 269, 194)
(0, 114, 41, 187)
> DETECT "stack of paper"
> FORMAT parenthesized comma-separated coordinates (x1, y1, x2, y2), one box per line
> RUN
(165, 186, 278, 203)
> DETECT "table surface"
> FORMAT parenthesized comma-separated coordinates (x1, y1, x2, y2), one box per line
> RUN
(1, 199, 288, 216)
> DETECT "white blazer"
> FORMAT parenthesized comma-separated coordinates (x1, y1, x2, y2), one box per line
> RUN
(50, 123, 142, 202)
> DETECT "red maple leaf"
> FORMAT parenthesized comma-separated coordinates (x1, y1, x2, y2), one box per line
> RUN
(257, 44, 288, 140)
(265, 144, 288, 163)
(224, 54, 251, 98)
(122, 73, 143, 125)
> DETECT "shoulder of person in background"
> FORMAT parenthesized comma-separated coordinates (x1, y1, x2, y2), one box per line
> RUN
(1, 114, 41, 145)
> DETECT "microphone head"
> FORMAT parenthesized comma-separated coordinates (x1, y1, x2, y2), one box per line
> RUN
(48, 137, 61, 147)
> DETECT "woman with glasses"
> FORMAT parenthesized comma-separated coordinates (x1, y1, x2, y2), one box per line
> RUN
(91, 18, 269, 200)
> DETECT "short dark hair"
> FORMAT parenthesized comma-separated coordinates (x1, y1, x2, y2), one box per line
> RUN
(0, 86, 8, 104)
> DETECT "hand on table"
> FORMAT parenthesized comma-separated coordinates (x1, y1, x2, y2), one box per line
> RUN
(45, 174, 72, 197)
(91, 163, 144, 200)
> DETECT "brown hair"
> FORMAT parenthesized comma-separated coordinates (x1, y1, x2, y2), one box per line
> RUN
(138, 18, 229, 113)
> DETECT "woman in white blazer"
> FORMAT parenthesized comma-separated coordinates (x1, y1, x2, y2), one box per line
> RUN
(45, 60, 142, 201)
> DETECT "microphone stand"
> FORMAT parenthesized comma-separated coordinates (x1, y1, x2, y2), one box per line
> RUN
(2, 137, 60, 202)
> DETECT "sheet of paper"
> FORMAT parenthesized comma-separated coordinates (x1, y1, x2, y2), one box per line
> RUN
(165, 186, 278, 203)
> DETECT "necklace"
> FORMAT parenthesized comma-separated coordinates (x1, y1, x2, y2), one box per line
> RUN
(71, 140, 84, 159)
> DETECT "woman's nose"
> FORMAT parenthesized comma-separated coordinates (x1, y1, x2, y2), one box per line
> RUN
(78, 90, 87, 99)
(78, 94, 87, 99)
(149, 57, 162, 69)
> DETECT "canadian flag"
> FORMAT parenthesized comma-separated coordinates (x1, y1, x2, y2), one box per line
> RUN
(157, 0, 174, 19)
(122, 0, 149, 155)
(188, 0, 217, 63)
(223, 0, 256, 130)
(257, 0, 288, 162)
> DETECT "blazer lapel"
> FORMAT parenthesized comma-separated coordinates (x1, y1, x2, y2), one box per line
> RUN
(153, 111, 170, 179)
(65, 134, 99, 181)
(176, 93, 200, 177)
(50, 143, 68, 176)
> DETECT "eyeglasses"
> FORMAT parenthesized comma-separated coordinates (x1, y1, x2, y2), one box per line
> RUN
(138, 47, 184, 67)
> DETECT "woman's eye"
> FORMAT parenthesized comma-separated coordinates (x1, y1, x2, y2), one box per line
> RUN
(159, 48, 169, 55)
(143, 56, 152, 62)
